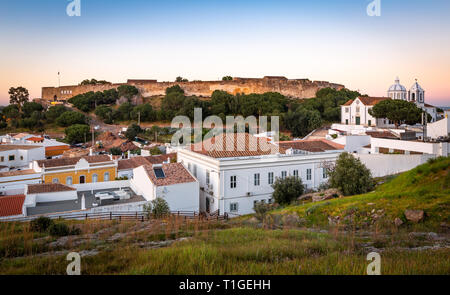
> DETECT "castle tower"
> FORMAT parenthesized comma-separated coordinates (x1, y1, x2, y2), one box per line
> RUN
(387, 77, 407, 100)
(408, 79, 425, 107)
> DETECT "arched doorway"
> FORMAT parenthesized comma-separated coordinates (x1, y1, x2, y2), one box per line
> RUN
(79, 175, 86, 184)
(205, 198, 210, 213)
(53, 95, 57, 102)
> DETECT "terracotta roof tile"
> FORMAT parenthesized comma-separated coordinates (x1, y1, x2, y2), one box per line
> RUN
(342, 99, 353, 106)
(27, 183, 76, 194)
(366, 131, 398, 139)
(36, 155, 112, 168)
(142, 163, 197, 186)
(0, 145, 42, 151)
(0, 195, 25, 217)
(189, 133, 284, 158)
(26, 137, 44, 142)
(0, 169, 38, 178)
(145, 153, 176, 164)
(357, 96, 391, 106)
(278, 139, 345, 152)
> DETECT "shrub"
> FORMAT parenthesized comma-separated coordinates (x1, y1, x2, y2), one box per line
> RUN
(271, 176, 305, 205)
(253, 202, 272, 221)
(30, 217, 54, 232)
(48, 223, 70, 237)
(328, 152, 374, 196)
(151, 197, 170, 218)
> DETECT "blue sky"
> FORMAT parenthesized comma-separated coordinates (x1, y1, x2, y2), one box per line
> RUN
(1, 0, 449, 105)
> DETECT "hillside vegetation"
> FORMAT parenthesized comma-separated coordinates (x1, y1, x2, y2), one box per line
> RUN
(0, 158, 448, 275)
(276, 156, 450, 230)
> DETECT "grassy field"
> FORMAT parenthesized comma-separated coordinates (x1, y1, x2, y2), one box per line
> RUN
(0, 157, 448, 275)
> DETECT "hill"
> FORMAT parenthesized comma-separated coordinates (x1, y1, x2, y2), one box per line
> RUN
(274, 156, 450, 231)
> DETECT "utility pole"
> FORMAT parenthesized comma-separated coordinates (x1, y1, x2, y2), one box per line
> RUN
(92, 127, 95, 148)
(58, 71, 61, 88)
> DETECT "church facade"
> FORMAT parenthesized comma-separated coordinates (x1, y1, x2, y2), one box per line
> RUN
(341, 78, 438, 126)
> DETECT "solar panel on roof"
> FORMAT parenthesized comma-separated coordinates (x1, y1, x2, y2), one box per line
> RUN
(154, 167, 165, 179)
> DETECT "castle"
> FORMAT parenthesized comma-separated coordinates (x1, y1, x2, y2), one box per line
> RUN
(41, 76, 345, 102)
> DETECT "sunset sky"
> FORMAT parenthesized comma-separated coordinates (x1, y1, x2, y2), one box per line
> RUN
(0, 0, 449, 106)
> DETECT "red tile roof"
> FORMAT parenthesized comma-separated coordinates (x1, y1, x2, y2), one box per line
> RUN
(366, 131, 398, 139)
(342, 100, 353, 106)
(0, 195, 25, 217)
(357, 97, 391, 106)
(26, 137, 44, 142)
(0, 169, 38, 178)
(0, 145, 42, 151)
(142, 163, 197, 186)
(118, 154, 176, 170)
(278, 139, 345, 152)
(27, 183, 76, 194)
(189, 133, 284, 158)
(36, 155, 112, 168)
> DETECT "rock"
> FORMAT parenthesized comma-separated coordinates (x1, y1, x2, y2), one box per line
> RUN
(283, 214, 301, 227)
(367, 203, 375, 206)
(427, 232, 439, 240)
(394, 218, 403, 227)
(404, 210, 425, 223)
(328, 216, 340, 226)
(440, 222, 449, 228)
(299, 188, 342, 203)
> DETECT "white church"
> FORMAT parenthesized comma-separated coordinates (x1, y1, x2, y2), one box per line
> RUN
(341, 78, 438, 126)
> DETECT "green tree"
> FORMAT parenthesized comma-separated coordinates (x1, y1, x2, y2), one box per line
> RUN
(95, 105, 114, 124)
(22, 102, 43, 118)
(222, 76, 233, 81)
(132, 104, 155, 122)
(56, 111, 87, 127)
(46, 105, 68, 122)
(118, 85, 139, 103)
(8, 87, 29, 112)
(283, 108, 322, 137)
(175, 76, 188, 82)
(165, 85, 184, 95)
(328, 152, 374, 196)
(151, 197, 171, 218)
(271, 176, 305, 205)
(369, 100, 423, 127)
(65, 124, 90, 144)
(125, 124, 142, 141)
(116, 102, 134, 121)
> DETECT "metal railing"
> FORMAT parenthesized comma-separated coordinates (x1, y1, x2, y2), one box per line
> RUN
(0, 210, 229, 223)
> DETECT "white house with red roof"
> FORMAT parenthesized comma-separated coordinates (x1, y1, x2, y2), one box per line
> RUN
(177, 133, 344, 216)
(341, 96, 391, 127)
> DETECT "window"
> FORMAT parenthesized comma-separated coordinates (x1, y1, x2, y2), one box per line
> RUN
(20, 156, 24, 160)
(368, 120, 372, 126)
(230, 202, 238, 212)
(293, 170, 299, 179)
(323, 168, 328, 179)
(193, 164, 197, 177)
(345, 107, 349, 113)
(66, 177, 73, 185)
(281, 171, 287, 179)
(9, 155, 15, 161)
(268, 198, 273, 204)
(345, 119, 349, 125)
(230, 176, 237, 189)
(52, 178, 59, 184)
(307, 169, 312, 180)
(268, 172, 274, 185)
(254, 173, 260, 186)
(104, 172, 110, 181)
(92, 174, 98, 183)
(188, 163, 191, 171)
(0, 156, 4, 162)
(206, 170, 210, 185)
(356, 107, 360, 113)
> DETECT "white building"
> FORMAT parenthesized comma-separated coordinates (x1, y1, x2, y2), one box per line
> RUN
(132, 163, 199, 212)
(0, 133, 70, 159)
(341, 97, 390, 126)
(24, 183, 78, 208)
(427, 112, 450, 139)
(0, 169, 43, 196)
(177, 133, 344, 216)
(0, 145, 45, 170)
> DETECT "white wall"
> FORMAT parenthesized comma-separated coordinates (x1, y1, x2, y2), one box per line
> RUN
(371, 138, 449, 156)
(333, 135, 371, 153)
(427, 117, 450, 139)
(355, 154, 436, 177)
(0, 147, 45, 168)
(72, 180, 130, 192)
(0, 173, 42, 195)
(29, 190, 78, 204)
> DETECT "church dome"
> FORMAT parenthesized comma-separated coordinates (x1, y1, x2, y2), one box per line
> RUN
(388, 77, 406, 92)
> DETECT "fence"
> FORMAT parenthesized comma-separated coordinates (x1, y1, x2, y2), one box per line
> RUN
(0, 210, 229, 223)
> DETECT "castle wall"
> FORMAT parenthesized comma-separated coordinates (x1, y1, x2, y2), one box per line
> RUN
(41, 76, 344, 102)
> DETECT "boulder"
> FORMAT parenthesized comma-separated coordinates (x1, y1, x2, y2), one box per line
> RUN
(299, 188, 342, 203)
(404, 210, 424, 223)
(282, 214, 302, 227)
(394, 218, 403, 227)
